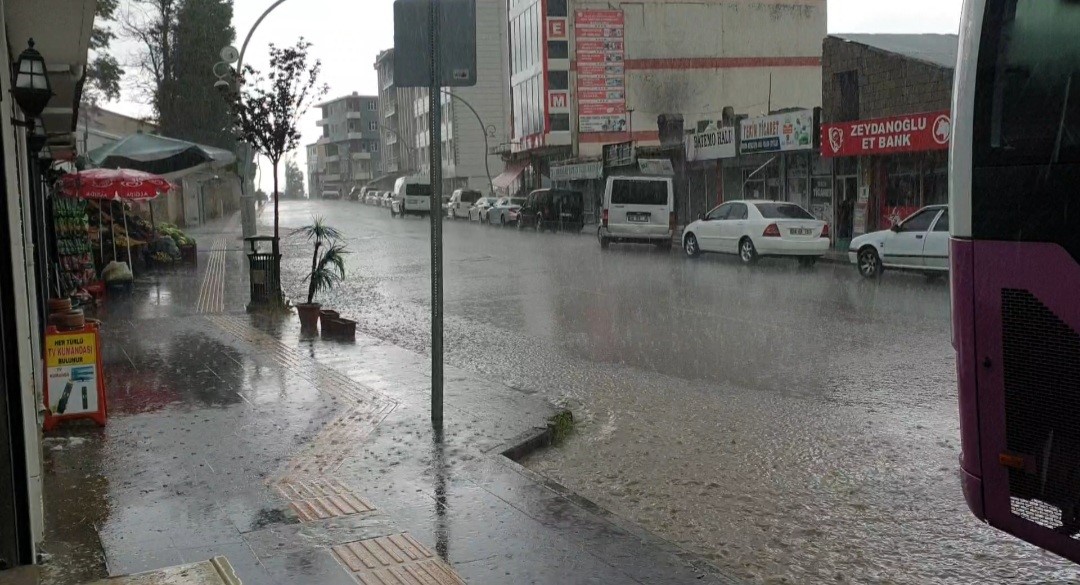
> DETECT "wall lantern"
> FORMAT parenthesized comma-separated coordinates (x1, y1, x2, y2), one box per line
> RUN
(11, 38, 53, 125)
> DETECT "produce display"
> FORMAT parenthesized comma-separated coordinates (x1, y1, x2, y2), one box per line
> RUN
(53, 197, 96, 294)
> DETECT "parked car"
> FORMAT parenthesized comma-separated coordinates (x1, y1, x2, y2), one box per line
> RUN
(597, 176, 675, 250)
(848, 204, 948, 278)
(682, 200, 829, 266)
(365, 190, 381, 205)
(447, 189, 482, 220)
(321, 189, 342, 200)
(517, 189, 584, 232)
(391, 175, 432, 218)
(487, 197, 526, 226)
(469, 197, 501, 222)
(380, 191, 394, 208)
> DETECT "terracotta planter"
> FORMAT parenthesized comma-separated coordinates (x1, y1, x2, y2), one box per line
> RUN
(334, 318, 357, 341)
(296, 303, 322, 333)
(180, 243, 197, 265)
(319, 310, 340, 337)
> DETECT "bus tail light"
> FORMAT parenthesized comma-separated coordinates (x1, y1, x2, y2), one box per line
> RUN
(763, 223, 781, 238)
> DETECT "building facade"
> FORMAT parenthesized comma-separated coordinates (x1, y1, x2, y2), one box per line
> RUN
(311, 92, 381, 197)
(819, 34, 956, 247)
(374, 48, 422, 180)
(504, 0, 826, 221)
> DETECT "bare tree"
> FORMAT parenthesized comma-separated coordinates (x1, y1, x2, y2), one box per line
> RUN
(223, 39, 327, 242)
(118, 0, 178, 110)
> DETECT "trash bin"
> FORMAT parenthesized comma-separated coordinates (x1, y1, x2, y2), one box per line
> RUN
(244, 236, 280, 311)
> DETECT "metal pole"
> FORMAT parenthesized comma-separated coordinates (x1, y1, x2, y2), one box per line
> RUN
(428, 0, 444, 430)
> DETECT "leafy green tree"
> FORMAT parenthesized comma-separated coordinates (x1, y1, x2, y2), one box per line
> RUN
(284, 157, 305, 199)
(224, 39, 327, 242)
(85, 0, 123, 103)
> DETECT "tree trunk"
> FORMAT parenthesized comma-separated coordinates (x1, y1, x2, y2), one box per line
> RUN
(272, 160, 280, 241)
(308, 241, 320, 304)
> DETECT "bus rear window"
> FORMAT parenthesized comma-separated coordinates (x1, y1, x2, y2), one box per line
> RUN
(405, 184, 431, 196)
(984, 0, 1080, 164)
(610, 180, 668, 206)
(460, 190, 481, 203)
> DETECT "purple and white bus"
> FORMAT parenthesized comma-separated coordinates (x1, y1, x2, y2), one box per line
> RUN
(951, 0, 1080, 563)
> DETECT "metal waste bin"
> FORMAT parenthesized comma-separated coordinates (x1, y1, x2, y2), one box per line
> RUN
(244, 236, 280, 311)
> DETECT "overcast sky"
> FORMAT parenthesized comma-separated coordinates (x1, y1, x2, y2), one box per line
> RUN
(107, 0, 963, 192)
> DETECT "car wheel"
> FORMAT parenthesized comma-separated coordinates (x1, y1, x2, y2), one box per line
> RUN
(798, 257, 817, 268)
(500, 214, 506, 227)
(738, 237, 758, 264)
(684, 233, 700, 258)
(598, 227, 610, 250)
(535, 215, 544, 232)
(517, 216, 525, 230)
(858, 247, 882, 278)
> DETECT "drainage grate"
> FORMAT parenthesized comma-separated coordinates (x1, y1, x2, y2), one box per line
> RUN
(331, 533, 466, 585)
(1002, 288, 1080, 534)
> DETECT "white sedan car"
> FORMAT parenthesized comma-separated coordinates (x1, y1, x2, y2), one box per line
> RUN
(486, 197, 525, 226)
(848, 205, 948, 278)
(682, 200, 829, 266)
(469, 197, 500, 222)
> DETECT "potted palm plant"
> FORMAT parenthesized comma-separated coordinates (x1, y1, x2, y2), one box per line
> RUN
(293, 217, 346, 334)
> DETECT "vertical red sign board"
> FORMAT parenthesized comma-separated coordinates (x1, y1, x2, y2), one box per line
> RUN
(43, 323, 107, 431)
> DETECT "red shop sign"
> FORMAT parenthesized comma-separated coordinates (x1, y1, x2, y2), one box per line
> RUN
(821, 110, 951, 157)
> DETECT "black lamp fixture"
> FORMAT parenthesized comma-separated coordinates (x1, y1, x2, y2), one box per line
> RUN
(11, 38, 53, 127)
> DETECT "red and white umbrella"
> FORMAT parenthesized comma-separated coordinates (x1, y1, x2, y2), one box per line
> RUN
(58, 168, 174, 275)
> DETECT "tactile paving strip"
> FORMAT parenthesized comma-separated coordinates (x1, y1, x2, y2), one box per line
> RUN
(276, 477, 377, 522)
(331, 533, 466, 585)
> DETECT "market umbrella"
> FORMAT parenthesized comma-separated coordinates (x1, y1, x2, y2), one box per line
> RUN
(86, 132, 235, 179)
(59, 168, 173, 276)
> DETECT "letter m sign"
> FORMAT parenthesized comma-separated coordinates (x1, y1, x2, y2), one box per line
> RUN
(548, 91, 569, 111)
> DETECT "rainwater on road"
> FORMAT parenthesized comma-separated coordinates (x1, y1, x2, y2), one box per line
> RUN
(274, 199, 1079, 584)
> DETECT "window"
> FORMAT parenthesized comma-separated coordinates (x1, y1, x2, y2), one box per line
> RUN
(610, 180, 669, 206)
(932, 209, 949, 232)
(550, 114, 570, 132)
(371, 142, 378, 152)
(707, 204, 731, 220)
(834, 71, 860, 122)
(548, 71, 569, 91)
(729, 203, 748, 220)
(548, 0, 567, 16)
(548, 41, 569, 60)
(368, 101, 377, 111)
(754, 203, 815, 220)
(369, 121, 378, 131)
(898, 208, 939, 232)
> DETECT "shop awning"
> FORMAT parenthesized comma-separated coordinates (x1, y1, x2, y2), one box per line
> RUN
(492, 160, 529, 191)
(87, 133, 236, 179)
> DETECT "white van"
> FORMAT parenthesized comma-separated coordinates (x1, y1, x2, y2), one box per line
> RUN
(391, 175, 432, 217)
(598, 175, 675, 249)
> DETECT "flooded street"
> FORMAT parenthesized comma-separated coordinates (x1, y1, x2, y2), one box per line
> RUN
(275, 199, 1078, 584)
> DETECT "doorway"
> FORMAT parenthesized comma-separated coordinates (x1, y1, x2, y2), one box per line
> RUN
(836, 175, 858, 250)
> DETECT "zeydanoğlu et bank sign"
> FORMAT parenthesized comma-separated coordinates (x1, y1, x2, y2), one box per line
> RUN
(820, 110, 951, 158)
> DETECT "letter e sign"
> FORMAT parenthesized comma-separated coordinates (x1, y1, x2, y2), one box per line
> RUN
(548, 18, 567, 40)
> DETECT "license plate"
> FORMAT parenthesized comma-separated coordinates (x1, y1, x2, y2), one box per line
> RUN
(789, 227, 813, 236)
(627, 213, 650, 223)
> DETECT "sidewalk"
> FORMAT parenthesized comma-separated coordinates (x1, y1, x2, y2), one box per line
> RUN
(37, 214, 741, 584)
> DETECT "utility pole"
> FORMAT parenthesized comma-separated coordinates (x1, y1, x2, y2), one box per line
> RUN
(427, 0, 444, 430)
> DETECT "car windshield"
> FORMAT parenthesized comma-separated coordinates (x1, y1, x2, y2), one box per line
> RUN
(49, 3, 1038, 585)
(754, 203, 815, 219)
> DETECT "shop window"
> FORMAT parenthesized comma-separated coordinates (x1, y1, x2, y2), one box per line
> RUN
(548, 41, 569, 60)
(885, 154, 920, 208)
(550, 114, 570, 132)
(922, 152, 948, 206)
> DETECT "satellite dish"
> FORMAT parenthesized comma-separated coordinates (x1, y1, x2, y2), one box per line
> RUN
(220, 46, 240, 64)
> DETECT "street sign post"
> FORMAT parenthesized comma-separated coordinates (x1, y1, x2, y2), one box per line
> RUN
(393, 0, 477, 430)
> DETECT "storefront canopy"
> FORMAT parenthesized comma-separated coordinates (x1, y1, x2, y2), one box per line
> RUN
(492, 160, 529, 191)
(87, 133, 236, 179)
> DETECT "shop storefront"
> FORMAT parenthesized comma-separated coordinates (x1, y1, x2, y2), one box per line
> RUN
(684, 125, 735, 219)
(550, 159, 604, 222)
(821, 109, 952, 236)
(721, 110, 820, 206)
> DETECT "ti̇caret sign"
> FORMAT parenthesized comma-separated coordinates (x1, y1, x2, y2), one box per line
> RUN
(686, 126, 736, 161)
(821, 110, 951, 158)
(739, 110, 815, 155)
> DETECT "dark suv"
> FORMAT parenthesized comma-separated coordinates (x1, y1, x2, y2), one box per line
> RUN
(517, 189, 584, 233)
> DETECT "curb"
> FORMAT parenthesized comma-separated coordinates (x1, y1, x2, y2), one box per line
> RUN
(489, 410, 745, 585)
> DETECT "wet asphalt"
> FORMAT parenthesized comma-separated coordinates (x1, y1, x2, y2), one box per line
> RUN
(274, 199, 1080, 584)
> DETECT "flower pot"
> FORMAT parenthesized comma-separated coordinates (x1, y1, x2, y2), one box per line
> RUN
(319, 310, 340, 337)
(180, 243, 197, 266)
(333, 318, 356, 341)
(296, 303, 322, 333)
